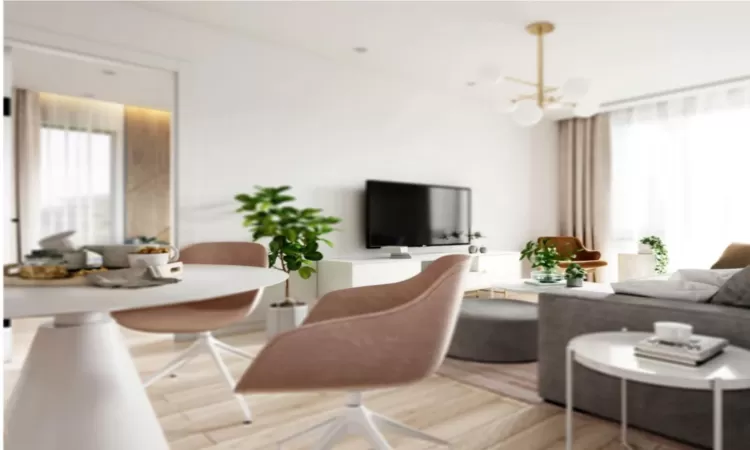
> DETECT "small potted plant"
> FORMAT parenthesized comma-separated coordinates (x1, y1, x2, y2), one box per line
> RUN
(236, 186, 341, 338)
(565, 263, 586, 287)
(638, 236, 669, 275)
(520, 239, 564, 283)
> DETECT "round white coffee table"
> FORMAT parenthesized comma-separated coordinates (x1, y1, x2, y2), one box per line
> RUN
(4, 264, 287, 450)
(566, 332, 750, 450)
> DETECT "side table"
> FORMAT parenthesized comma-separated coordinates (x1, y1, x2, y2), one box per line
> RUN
(565, 331, 750, 450)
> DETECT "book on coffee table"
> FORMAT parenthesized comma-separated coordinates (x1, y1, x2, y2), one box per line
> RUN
(634, 334, 728, 366)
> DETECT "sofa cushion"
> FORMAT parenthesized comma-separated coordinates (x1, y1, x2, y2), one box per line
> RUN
(710, 265, 750, 308)
(710, 243, 750, 269)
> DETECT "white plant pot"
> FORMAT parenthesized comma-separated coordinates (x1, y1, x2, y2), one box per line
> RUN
(638, 243, 653, 254)
(266, 302, 308, 339)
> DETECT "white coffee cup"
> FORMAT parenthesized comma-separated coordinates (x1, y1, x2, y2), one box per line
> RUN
(654, 321, 693, 344)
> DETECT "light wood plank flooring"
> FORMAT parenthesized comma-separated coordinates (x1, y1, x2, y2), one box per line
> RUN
(4, 318, 694, 450)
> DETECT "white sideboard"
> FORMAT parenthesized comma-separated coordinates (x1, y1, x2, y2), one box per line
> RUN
(618, 253, 657, 281)
(317, 251, 521, 296)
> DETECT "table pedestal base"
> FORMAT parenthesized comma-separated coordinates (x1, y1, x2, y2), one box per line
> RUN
(5, 313, 169, 450)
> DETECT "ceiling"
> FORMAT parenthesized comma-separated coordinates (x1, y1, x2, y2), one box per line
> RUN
(12, 46, 174, 111)
(139, 1, 750, 108)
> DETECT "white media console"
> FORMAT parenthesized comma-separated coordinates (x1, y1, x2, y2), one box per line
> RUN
(317, 251, 522, 296)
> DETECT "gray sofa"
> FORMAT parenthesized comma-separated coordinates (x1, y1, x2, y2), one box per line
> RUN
(538, 291, 750, 450)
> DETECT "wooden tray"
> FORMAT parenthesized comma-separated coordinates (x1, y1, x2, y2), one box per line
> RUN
(4, 275, 90, 287)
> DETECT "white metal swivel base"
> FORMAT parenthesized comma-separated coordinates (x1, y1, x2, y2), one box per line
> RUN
(276, 392, 451, 450)
(145, 331, 253, 423)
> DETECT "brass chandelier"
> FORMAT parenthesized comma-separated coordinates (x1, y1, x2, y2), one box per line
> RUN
(480, 21, 592, 126)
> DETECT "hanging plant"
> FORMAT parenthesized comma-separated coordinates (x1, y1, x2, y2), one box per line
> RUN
(639, 236, 669, 274)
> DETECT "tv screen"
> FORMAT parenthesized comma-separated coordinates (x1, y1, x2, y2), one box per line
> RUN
(366, 180, 471, 248)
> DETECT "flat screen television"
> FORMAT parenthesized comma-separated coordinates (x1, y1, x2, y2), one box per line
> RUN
(365, 180, 471, 248)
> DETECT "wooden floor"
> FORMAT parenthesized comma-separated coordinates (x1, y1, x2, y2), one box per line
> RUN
(4, 318, 695, 450)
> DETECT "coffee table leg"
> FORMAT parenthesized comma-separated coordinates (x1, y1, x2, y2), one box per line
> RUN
(621, 377, 630, 448)
(566, 345, 574, 450)
(713, 379, 723, 450)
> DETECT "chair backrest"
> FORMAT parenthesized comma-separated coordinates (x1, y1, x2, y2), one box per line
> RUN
(538, 236, 582, 259)
(372, 254, 472, 382)
(179, 242, 268, 314)
(234, 254, 471, 393)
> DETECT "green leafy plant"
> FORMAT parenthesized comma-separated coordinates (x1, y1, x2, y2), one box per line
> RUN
(565, 263, 586, 281)
(235, 186, 341, 306)
(640, 235, 669, 274)
(520, 239, 564, 272)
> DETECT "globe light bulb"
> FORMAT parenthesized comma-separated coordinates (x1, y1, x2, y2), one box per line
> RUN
(512, 99, 543, 126)
(561, 77, 590, 102)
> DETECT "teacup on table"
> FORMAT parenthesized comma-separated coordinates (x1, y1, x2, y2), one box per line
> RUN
(654, 321, 693, 344)
(127, 247, 179, 268)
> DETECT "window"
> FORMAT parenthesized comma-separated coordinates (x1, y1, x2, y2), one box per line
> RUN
(610, 91, 750, 269)
(39, 127, 117, 245)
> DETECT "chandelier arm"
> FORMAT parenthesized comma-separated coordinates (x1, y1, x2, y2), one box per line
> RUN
(504, 76, 538, 87)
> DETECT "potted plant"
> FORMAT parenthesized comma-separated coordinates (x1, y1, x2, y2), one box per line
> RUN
(565, 263, 586, 287)
(520, 239, 564, 283)
(235, 186, 341, 338)
(468, 231, 485, 254)
(639, 236, 669, 275)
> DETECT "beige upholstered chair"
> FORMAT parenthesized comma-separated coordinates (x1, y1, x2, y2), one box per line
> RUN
(235, 254, 471, 449)
(113, 242, 267, 423)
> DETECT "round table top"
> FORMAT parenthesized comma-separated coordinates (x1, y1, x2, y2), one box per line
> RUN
(3, 264, 288, 319)
(569, 332, 750, 390)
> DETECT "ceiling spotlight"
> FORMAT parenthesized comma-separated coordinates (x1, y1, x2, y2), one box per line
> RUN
(466, 81, 477, 87)
(353, 47, 368, 54)
(102, 69, 117, 76)
(82, 93, 95, 98)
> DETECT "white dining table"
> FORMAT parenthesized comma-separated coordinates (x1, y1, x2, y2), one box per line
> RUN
(4, 264, 287, 450)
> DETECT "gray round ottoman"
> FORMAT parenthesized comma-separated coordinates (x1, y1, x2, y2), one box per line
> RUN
(447, 298, 538, 363)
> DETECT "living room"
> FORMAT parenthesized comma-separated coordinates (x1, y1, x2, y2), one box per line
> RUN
(3, 1, 750, 450)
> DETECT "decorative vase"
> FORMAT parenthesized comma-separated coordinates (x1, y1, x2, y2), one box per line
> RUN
(266, 301, 308, 339)
(479, 246, 487, 253)
(567, 277, 583, 288)
(531, 268, 563, 283)
(468, 245, 478, 254)
(638, 243, 653, 254)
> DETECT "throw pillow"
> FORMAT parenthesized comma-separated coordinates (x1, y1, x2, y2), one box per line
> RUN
(612, 280, 718, 302)
(669, 268, 741, 287)
(710, 265, 750, 307)
(711, 243, 750, 269)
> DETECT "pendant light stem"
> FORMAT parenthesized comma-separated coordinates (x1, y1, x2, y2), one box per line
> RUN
(537, 27, 544, 108)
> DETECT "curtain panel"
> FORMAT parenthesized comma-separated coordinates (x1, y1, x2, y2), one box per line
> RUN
(558, 114, 612, 279)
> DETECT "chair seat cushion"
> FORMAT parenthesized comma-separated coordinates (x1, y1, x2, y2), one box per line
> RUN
(447, 298, 538, 363)
(112, 295, 251, 333)
(559, 260, 608, 269)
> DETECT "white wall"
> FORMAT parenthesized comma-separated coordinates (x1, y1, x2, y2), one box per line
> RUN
(5, 2, 560, 312)
(4, 47, 17, 264)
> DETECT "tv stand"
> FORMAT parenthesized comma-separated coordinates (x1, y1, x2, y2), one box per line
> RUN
(317, 251, 521, 297)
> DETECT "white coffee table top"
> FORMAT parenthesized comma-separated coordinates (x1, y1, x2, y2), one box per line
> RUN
(493, 280, 613, 295)
(569, 332, 750, 390)
(3, 264, 288, 319)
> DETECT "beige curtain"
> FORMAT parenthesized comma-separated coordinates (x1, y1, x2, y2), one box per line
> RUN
(14, 88, 41, 257)
(558, 114, 612, 279)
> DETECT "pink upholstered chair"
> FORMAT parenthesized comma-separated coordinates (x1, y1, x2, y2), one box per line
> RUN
(235, 254, 471, 449)
(113, 242, 267, 423)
